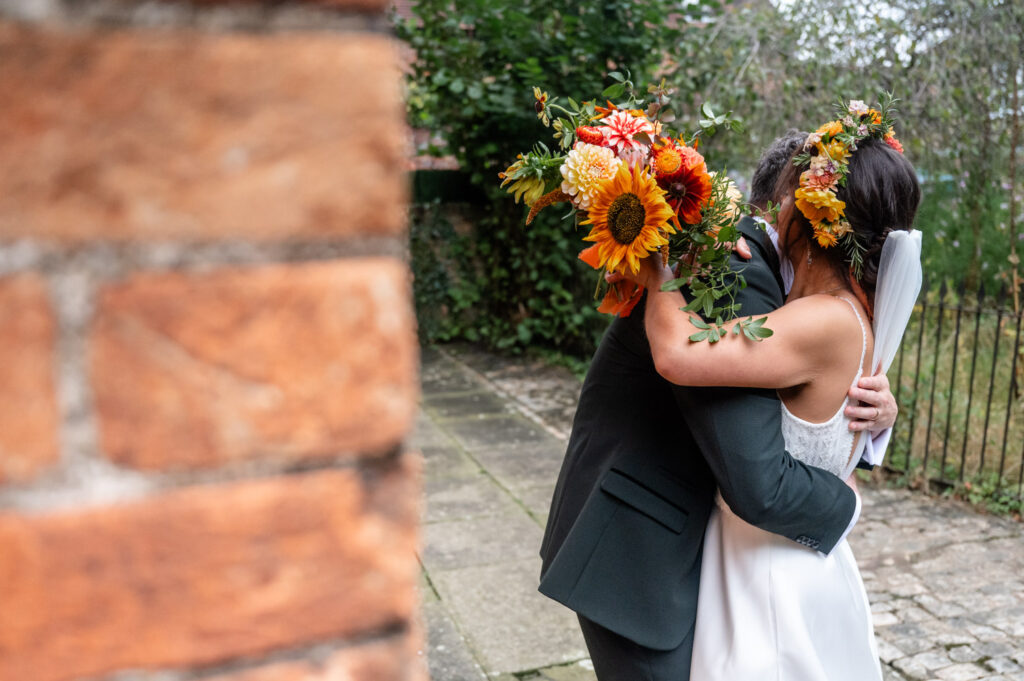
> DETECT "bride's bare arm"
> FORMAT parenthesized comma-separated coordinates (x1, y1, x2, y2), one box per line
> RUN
(625, 259, 851, 389)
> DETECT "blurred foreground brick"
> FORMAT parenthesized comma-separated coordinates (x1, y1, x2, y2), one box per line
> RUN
(0, 23, 405, 241)
(0, 462, 420, 681)
(0, 2, 420, 681)
(91, 258, 417, 470)
(0, 274, 59, 483)
(207, 635, 425, 681)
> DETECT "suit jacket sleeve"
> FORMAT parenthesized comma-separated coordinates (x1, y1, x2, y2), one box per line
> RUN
(671, 247, 858, 554)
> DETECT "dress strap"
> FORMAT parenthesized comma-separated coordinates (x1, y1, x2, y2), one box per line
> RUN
(834, 296, 868, 381)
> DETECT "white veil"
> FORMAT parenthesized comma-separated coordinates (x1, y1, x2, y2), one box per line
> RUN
(848, 229, 923, 471)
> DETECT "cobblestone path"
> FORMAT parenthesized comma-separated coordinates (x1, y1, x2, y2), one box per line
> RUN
(413, 344, 1024, 681)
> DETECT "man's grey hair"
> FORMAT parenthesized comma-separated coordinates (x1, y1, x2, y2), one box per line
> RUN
(749, 129, 808, 210)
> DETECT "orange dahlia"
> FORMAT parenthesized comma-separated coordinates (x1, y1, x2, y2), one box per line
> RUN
(581, 163, 676, 274)
(653, 143, 712, 225)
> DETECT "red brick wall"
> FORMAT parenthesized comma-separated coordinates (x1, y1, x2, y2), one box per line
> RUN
(0, 2, 423, 680)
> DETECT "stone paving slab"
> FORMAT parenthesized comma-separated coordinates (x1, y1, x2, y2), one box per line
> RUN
(421, 474, 522, 524)
(423, 600, 489, 681)
(421, 442, 482, 482)
(431, 557, 589, 675)
(442, 414, 561, 454)
(414, 343, 1024, 681)
(421, 511, 543, 573)
(469, 443, 567, 493)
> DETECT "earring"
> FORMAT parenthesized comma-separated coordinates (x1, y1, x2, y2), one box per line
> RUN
(806, 247, 813, 265)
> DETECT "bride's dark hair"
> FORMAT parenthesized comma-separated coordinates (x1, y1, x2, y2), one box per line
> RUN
(773, 137, 921, 312)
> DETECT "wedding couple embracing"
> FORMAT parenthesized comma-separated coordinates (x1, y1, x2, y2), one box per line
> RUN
(538, 112, 923, 680)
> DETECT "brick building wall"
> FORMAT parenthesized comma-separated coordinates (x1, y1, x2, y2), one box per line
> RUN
(0, 1, 423, 680)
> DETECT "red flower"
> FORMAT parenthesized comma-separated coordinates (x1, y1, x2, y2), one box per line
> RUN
(654, 144, 712, 225)
(575, 125, 607, 146)
(884, 135, 904, 154)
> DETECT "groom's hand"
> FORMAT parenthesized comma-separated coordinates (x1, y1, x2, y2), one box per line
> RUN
(732, 236, 752, 260)
(845, 372, 898, 432)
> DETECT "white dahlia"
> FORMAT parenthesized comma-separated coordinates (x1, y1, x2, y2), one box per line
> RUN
(560, 143, 622, 210)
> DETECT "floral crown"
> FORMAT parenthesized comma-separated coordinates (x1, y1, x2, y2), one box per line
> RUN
(792, 93, 905, 278)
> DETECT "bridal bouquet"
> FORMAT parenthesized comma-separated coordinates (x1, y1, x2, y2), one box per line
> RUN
(498, 74, 769, 342)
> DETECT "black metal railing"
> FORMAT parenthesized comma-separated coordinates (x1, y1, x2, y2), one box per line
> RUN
(887, 280, 1024, 505)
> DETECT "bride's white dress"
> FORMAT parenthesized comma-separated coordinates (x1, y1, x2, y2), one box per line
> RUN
(689, 298, 882, 681)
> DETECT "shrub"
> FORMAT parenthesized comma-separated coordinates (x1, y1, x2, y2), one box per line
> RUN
(396, 0, 719, 356)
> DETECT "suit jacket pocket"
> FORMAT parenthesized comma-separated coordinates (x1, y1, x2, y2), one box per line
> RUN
(599, 469, 688, 533)
(539, 466, 707, 651)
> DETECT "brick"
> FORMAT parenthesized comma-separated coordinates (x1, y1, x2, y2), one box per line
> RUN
(90, 258, 417, 470)
(207, 633, 423, 681)
(188, 0, 393, 10)
(0, 23, 406, 241)
(0, 274, 59, 483)
(0, 458, 420, 681)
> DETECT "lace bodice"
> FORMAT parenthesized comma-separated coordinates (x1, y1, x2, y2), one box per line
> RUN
(780, 297, 868, 478)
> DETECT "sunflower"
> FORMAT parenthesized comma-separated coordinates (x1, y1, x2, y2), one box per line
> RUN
(581, 163, 677, 274)
(499, 159, 547, 205)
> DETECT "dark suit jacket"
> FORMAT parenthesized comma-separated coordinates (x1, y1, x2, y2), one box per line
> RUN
(538, 216, 857, 652)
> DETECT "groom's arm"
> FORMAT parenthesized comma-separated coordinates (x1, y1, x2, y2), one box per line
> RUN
(670, 250, 858, 554)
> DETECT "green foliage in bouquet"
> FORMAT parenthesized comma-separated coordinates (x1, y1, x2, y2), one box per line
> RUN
(396, 0, 724, 356)
(498, 73, 764, 343)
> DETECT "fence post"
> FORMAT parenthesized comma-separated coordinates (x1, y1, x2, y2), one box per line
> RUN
(907, 277, 930, 474)
(940, 280, 966, 481)
(923, 281, 947, 488)
(980, 285, 1009, 471)
(960, 284, 985, 480)
(998, 295, 1024, 486)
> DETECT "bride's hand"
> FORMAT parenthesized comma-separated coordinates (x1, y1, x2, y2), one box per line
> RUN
(604, 254, 674, 290)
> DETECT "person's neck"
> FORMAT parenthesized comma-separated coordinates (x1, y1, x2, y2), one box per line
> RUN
(786, 250, 849, 302)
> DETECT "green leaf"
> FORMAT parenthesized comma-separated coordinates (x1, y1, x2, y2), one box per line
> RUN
(608, 71, 625, 82)
(602, 82, 626, 99)
(689, 316, 710, 329)
(689, 330, 711, 342)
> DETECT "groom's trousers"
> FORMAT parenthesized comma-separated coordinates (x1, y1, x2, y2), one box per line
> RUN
(577, 615, 694, 680)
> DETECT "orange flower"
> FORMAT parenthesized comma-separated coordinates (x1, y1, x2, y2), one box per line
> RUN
(795, 186, 845, 225)
(593, 100, 620, 119)
(576, 125, 607, 146)
(800, 168, 838, 192)
(818, 120, 843, 139)
(651, 142, 687, 182)
(814, 226, 839, 248)
(580, 162, 676, 274)
(884, 134, 904, 154)
(822, 139, 850, 163)
(654, 144, 712, 226)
